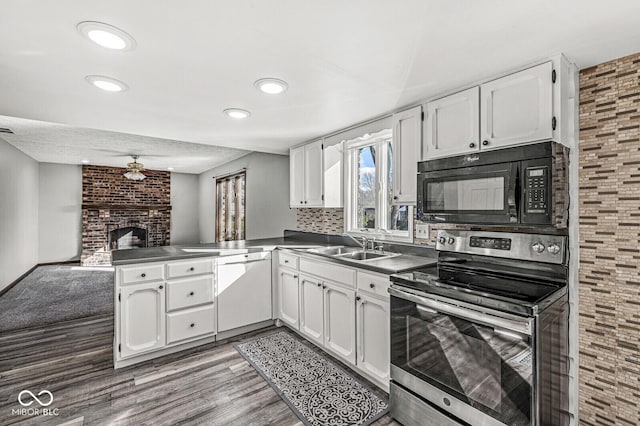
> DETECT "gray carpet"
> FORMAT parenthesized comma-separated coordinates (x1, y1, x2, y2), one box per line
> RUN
(0, 265, 114, 333)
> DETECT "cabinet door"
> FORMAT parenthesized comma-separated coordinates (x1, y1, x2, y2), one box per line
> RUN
(480, 61, 553, 149)
(217, 259, 271, 332)
(299, 274, 324, 345)
(278, 268, 299, 329)
(357, 293, 390, 387)
(323, 281, 356, 364)
(290, 146, 305, 207)
(424, 87, 480, 159)
(392, 106, 421, 205)
(304, 140, 324, 207)
(119, 281, 166, 358)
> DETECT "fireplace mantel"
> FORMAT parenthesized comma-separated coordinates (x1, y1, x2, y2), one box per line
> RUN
(82, 204, 172, 210)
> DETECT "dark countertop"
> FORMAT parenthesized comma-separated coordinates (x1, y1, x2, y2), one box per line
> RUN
(112, 234, 436, 274)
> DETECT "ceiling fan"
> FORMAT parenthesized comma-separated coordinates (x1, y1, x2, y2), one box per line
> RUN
(123, 155, 146, 181)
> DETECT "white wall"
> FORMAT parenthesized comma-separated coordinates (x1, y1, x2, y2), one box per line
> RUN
(170, 172, 199, 244)
(38, 163, 82, 263)
(0, 138, 39, 291)
(198, 152, 297, 242)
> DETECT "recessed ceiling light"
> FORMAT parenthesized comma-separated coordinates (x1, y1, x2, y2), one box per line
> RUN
(167, 167, 174, 171)
(254, 78, 288, 94)
(223, 108, 251, 119)
(77, 21, 136, 51)
(85, 75, 128, 92)
(81, 159, 90, 164)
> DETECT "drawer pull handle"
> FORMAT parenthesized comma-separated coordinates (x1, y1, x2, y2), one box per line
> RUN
(284, 260, 289, 263)
(244, 255, 249, 258)
(189, 267, 195, 271)
(317, 283, 321, 287)
(190, 323, 195, 328)
(356, 296, 361, 301)
(293, 275, 298, 278)
(189, 291, 194, 296)
(141, 273, 146, 278)
(369, 283, 375, 289)
(158, 285, 163, 290)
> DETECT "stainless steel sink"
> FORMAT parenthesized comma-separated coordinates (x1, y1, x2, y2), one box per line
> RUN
(334, 250, 399, 261)
(306, 246, 360, 256)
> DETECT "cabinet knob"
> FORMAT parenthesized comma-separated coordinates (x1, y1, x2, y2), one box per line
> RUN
(190, 323, 195, 328)
(189, 291, 194, 296)
(300, 201, 303, 204)
(393, 196, 398, 200)
(293, 275, 298, 278)
(141, 273, 146, 278)
(244, 254, 249, 258)
(369, 283, 375, 289)
(317, 283, 322, 287)
(158, 285, 163, 290)
(189, 267, 195, 271)
(469, 142, 475, 148)
(304, 201, 308, 204)
(322, 285, 327, 289)
(284, 260, 289, 263)
(482, 140, 489, 146)
(356, 296, 361, 301)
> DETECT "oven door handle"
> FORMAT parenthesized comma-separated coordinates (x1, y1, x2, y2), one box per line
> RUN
(389, 287, 532, 335)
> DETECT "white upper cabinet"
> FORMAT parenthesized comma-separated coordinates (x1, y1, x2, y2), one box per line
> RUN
(392, 105, 422, 205)
(424, 87, 480, 159)
(290, 139, 342, 208)
(480, 61, 554, 149)
(289, 146, 305, 207)
(303, 140, 324, 207)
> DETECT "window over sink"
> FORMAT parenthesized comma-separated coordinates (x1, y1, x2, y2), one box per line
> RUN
(344, 129, 412, 242)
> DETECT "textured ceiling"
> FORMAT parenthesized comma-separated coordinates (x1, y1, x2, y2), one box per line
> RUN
(0, 115, 249, 174)
(1, 1, 640, 158)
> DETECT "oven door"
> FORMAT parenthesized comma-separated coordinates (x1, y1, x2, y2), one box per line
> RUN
(390, 287, 534, 426)
(417, 162, 518, 224)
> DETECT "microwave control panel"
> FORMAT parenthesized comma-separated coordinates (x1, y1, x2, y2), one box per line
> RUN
(525, 166, 548, 214)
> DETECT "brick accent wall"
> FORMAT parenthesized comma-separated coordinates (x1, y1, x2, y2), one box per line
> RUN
(579, 52, 640, 425)
(296, 208, 344, 234)
(81, 165, 171, 266)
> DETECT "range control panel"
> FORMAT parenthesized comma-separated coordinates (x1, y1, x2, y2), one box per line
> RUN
(436, 230, 567, 265)
(469, 236, 511, 251)
(525, 166, 548, 214)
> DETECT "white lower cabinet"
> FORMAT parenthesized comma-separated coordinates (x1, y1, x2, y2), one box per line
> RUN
(278, 267, 300, 329)
(277, 255, 390, 389)
(299, 274, 325, 345)
(356, 292, 390, 387)
(119, 281, 166, 358)
(324, 281, 356, 364)
(167, 304, 216, 345)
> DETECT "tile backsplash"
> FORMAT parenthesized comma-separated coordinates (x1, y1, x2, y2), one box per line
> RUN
(578, 52, 640, 424)
(296, 208, 344, 234)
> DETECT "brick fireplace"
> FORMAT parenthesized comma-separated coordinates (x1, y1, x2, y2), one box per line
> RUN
(81, 165, 171, 266)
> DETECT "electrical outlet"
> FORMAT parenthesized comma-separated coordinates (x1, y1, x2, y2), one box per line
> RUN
(416, 223, 430, 239)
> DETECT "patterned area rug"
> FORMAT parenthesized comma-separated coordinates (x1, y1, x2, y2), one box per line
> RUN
(235, 331, 388, 426)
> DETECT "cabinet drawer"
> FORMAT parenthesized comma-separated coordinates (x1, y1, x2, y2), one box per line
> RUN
(357, 270, 390, 298)
(121, 264, 165, 285)
(166, 304, 215, 344)
(279, 252, 299, 269)
(166, 275, 214, 312)
(299, 258, 355, 287)
(166, 258, 214, 279)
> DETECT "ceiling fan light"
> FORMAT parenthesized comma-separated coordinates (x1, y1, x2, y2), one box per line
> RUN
(124, 170, 146, 180)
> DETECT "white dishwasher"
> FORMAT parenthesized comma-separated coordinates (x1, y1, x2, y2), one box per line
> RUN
(216, 251, 272, 332)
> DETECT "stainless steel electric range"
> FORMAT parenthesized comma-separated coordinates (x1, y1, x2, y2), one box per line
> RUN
(389, 230, 569, 426)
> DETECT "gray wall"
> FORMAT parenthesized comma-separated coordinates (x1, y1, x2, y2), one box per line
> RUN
(0, 138, 39, 291)
(38, 163, 82, 263)
(170, 172, 199, 244)
(198, 152, 297, 242)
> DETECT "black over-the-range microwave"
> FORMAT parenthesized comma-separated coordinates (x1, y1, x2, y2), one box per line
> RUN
(417, 141, 569, 229)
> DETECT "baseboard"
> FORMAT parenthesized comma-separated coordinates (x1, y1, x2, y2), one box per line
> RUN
(0, 264, 38, 298)
(38, 260, 81, 266)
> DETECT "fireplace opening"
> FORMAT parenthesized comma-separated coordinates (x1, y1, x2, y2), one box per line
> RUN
(109, 226, 148, 250)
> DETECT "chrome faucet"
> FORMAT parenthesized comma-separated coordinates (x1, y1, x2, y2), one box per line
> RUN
(361, 236, 369, 252)
(342, 233, 365, 249)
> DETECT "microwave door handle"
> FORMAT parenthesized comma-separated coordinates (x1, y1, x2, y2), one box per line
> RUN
(507, 165, 518, 222)
(417, 305, 438, 314)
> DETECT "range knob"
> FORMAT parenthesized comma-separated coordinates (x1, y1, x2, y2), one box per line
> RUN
(531, 242, 545, 253)
(438, 237, 446, 244)
(447, 237, 455, 245)
(547, 243, 561, 255)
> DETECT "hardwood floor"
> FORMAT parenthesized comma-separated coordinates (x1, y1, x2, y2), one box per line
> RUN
(0, 315, 399, 425)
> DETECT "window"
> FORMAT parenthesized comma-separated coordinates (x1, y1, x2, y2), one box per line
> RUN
(215, 171, 246, 242)
(344, 129, 412, 241)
